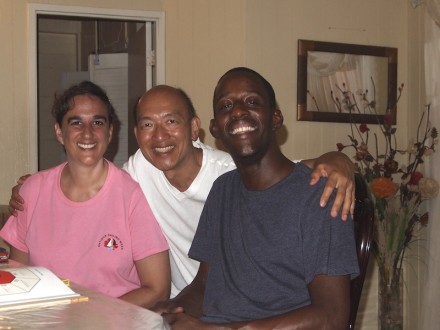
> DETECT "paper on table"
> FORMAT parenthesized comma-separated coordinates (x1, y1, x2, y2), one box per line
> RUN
(0, 266, 83, 309)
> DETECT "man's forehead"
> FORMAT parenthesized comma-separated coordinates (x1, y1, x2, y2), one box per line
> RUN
(215, 73, 267, 98)
(221, 71, 264, 86)
(139, 90, 190, 117)
(138, 109, 185, 119)
(137, 102, 189, 121)
(143, 88, 183, 106)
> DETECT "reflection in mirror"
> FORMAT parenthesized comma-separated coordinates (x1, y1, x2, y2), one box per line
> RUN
(297, 40, 398, 124)
(307, 52, 388, 114)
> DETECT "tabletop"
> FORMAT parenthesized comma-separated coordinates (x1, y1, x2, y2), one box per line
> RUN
(0, 278, 170, 330)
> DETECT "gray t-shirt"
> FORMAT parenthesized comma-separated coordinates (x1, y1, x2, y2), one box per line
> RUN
(189, 162, 359, 324)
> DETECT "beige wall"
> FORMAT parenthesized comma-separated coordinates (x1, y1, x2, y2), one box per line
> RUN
(162, 0, 247, 146)
(0, 0, 425, 328)
(0, 0, 419, 204)
(244, 0, 412, 160)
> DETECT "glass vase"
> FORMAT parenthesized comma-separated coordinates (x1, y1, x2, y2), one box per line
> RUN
(378, 273, 403, 330)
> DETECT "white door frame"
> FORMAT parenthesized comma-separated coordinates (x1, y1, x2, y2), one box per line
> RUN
(28, 4, 165, 173)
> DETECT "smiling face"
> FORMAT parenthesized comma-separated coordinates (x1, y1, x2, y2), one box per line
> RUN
(210, 70, 283, 161)
(54, 94, 113, 167)
(134, 86, 201, 175)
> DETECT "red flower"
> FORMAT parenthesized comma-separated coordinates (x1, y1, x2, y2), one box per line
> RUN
(420, 212, 429, 226)
(359, 123, 369, 133)
(336, 143, 345, 151)
(409, 171, 424, 185)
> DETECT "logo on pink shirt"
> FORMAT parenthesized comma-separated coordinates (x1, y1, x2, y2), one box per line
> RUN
(98, 234, 123, 251)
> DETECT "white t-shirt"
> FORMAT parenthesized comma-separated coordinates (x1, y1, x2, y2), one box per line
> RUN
(123, 141, 236, 297)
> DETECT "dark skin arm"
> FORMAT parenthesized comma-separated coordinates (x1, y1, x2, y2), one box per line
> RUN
(157, 264, 350, 330)
(152, 262, 208, 319)
(8, 153, 354, 219)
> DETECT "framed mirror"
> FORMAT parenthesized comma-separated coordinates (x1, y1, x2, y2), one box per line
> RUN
(297, 39, 397, 124)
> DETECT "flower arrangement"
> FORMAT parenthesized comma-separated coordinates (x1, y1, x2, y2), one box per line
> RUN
(334, 81, 439, 329)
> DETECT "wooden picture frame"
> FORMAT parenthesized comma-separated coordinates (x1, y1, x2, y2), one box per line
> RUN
(297, 39, 398, 124)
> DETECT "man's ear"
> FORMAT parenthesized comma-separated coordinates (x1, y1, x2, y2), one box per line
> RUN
(191, 116, 202, 141)
(133, 125, 138, 141)
(108, 124, 113, 143)
(272, 108, 284, 131)
(209, 118, 220, 139)
(54, 123, 64, 145)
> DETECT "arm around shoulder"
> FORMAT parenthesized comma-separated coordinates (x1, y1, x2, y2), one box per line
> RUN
(304, 152, 355, 220)
(8, 174, 31, 216)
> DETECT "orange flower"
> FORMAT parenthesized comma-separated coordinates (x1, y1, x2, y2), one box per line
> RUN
(370, 177, 398, 198)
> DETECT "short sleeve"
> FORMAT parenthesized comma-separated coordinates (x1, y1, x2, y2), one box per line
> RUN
(300, 184, 359, 283)
(129, 187, 169, 261)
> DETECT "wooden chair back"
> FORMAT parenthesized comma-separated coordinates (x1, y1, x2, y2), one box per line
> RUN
(348, 174, 375, 329)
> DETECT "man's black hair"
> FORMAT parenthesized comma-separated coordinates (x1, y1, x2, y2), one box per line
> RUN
(213, 67, 277, 109)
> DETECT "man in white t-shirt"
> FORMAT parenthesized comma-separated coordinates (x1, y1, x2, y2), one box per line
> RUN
(9, 84, 355, 298)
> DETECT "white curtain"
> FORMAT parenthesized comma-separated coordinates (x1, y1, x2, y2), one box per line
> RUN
(306, 52, 387, 114)
(421, 0, 440, 329)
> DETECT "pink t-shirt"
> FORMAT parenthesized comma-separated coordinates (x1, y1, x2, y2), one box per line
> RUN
(0, 161, 169, 298)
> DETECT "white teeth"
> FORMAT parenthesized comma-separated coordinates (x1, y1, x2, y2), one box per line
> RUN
(230, 126, 256, 135)
(155, 146, 174, 153)
(78, 143, 96, 149)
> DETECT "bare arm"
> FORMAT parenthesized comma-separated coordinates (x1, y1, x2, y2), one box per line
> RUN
(302, 152, 355, 221)
(9, 246, 29, 265)
(119, 250, 171, 308)
(164, 274, 350, 330)
(9, 245, 170, 309)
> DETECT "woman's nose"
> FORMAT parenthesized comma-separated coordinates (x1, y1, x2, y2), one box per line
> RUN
(82, 124, 93, 137)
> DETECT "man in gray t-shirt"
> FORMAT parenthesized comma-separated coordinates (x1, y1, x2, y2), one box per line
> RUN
(157, 67, 359, 329)
(190, 162, 358, 324)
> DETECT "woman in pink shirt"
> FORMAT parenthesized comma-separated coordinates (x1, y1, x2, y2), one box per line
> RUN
(0, 81, 170, 308)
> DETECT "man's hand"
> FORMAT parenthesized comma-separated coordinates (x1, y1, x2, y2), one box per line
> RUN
(8, 175, 30, 216)
(151, 299, 184, 315)
(163, 312, 210, 330)
(305, 152, 355, 221)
